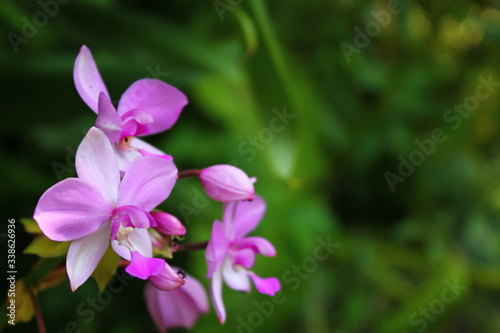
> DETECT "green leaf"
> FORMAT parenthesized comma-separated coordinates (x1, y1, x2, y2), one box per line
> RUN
(24, 236, 70, 258)
(20, 218, 41, 234)
(234, 8, 259, 56)
(92, 245, 120, 291)
(7, 280, 34, 324)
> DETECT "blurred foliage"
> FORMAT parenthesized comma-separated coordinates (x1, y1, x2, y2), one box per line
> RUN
(2, 0, 500, 332)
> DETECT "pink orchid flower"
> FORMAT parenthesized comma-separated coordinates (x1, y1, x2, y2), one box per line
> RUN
(145, 271, 209, 332)
(205, 196, 281, 323)
(34, 127, 178, 291)
(74, 45, 188, 170)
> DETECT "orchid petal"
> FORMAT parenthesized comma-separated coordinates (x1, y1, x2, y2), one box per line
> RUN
(145, 272, 209, 331)
(117, 156, 177, 211)
(144, 284, 165, 333)
(221, 201, 236, 238)
(232, 236, 276, 257)
(96, 92, 122, 143)
(34, 178, 112, 242)
(221, 258, 251, 293)
(112, 205, 151, 229)
(111, 228, 153, 260)
(125, 251, 164, 279)
(210, 268, 226, 324)
(112, 143, 141, 174)
(157, 276, 208, 329)
(136, 149, 173, 161)
(205, 220, 229, 278)
(177, 272, 210, 314)
(76, 127, 120, 206)
(120, 109, 154, 137)
(117, 79, 187, 135)
(130, 137, 170, 157)
(233, 248, 255, 269)
(73, 45, 110, 113)
(229, 195, 266, 240)
(150, 212, 186, 236)
(149, 263, 185, 291)
(66, 222, 111, 291)
(249, 273, 281, 296)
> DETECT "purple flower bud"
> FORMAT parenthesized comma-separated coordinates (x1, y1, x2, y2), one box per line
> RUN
(150, 212, 186, 236)
(199, 165, 255, 202)
(149, 263, 186, 291)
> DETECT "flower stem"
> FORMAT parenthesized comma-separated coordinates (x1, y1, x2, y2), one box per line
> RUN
(177, 241, 209, 251)
(177, 169, 201, 179)
(27, 287, 47, 333)
(118, 260, 130, 267)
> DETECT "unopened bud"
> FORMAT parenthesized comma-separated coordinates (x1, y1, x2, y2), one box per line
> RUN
(149, 263, 186, 291)
(199, 165, 255, 202)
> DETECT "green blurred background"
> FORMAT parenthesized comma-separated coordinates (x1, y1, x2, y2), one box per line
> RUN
(2, 0, 500, 332)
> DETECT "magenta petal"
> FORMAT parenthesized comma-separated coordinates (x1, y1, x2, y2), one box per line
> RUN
(210, 268, 226, 324)
(232, 236, 276, 257)
(76, 127, 120, 206)
(34, 178, 112, 242)
(66, 222, 111, 291)
(96, 92, 122, 143)
(150, 212, 186, 236)
(120, 109, 154, 137)
(112, 205, 151, 229)
(126, 251, 164, 279)
(73, 45, 110, 113)
(117, 156, 177, 211)
(233, 248, 255, 269)
(249, 273, 281, 296)
(205, 220, 229, 278)
(229, 195, 267, 240)
(117, 79, 187, 134)
(200, 165, 255, 202)
(149, 263, 185, 291)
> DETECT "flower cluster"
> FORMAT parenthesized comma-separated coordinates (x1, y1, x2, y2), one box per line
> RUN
(32, 45, 280, 331)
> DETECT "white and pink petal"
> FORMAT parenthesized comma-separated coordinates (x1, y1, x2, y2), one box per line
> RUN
(73, 45, 110, 113)
(205, 220, 229, 278)
(75, 127, 120, 206)
(117, 156, 177, 211)
(95, 92, 122, 143)
(221, 258, 251, 293)
(66, 222, 111, 291)
(209, 268, 226, 324)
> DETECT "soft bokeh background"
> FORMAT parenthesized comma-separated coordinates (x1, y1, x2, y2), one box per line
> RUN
(2, 0, 500, 332)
